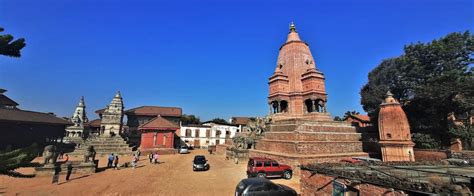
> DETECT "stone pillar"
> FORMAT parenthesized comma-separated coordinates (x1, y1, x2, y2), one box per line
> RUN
(303, 103, 307, 114)
(277, 101, 281, 113)
(269, 103, 273, 115)
(311, 100, 316, 113)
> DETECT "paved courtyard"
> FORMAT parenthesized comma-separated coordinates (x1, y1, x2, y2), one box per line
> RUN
(0, 149, 300, 195)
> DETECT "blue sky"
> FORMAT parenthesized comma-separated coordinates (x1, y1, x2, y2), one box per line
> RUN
(1, 0, 473, 121)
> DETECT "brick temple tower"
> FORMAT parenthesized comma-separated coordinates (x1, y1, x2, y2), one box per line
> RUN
(378, 91, 415, 162)
(250, 24, 369, 176)
(268, 23, 331, 122)
(100, 91, 124, 137)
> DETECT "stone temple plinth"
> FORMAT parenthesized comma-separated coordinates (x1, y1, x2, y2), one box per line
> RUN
(249, 23, 369, 176)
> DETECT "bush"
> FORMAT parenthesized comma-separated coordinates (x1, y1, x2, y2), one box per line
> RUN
(412, 133, 442, 149)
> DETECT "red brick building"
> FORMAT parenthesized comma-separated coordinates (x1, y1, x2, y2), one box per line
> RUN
(345, 114, 372, 127)
(138, 116, 179, 151)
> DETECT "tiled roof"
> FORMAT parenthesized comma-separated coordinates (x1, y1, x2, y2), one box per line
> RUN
(95, 108, 105, 114)
(138, 116, 179, 130)
(231, 117, 252, 125)
(87, 119, 101, 128)
(125, 106, 182, 117)
(0, 93, 19, 107)
(349, 114, 371, 122)
(0, 108, 72, 125)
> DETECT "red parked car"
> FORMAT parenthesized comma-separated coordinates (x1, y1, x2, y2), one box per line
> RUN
(246, 157, 292, 179)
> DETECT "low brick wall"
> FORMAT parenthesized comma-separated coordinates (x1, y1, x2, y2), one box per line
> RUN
(413, 149, 448, 161)
(300, 170, 406, 196)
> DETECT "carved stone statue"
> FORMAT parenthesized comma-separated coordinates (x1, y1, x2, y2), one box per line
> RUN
(244, 116, 271, 135)
(83, 146, 96, 163)
(43, 145, 58, 165)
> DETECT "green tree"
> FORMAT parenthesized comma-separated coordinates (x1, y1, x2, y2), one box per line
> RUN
(361, 31, 474, 146)
(0, 27, 26, 57)
(180, 114, 201, 125)
(210, 118, 228, 124)
(333, 116, 343, 121)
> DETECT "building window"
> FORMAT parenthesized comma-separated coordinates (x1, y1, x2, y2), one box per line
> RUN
(216, 130, 221, 138)
(225, 131, 231, 138)
(153, 133, 157, 146)
(163, 135, 167, 145)
(206, 129, 210, 138)
(185, 129, 191, 137)
(195, 129, 199, 137)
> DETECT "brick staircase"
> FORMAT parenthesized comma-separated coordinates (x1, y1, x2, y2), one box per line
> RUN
(69, 136, 134, 157)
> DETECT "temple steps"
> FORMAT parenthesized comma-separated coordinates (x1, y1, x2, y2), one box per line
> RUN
(263, 131, 362, 141)
(256, 139, 364, 154)
(69, 136, 134, 157)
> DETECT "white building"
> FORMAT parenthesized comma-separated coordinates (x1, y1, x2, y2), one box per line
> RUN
(179, 122, 239, 148)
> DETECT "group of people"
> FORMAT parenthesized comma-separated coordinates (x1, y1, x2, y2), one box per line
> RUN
(107, 153, 120, 169)
(148, 152, 160, 164)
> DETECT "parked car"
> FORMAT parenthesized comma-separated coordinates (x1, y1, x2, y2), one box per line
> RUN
(179, 146, 189, 154)
(246, 157, 292, 179)
(192, 155, 209, 171)
(235, 177, 297, 196)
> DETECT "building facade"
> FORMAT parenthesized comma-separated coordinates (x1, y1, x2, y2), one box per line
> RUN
(179, 122, 239, 148)
(139, 116, 179, 150)
(345, 114, 372, 127)
(125, 106, 182, 145)
(0, 89, 71, 150)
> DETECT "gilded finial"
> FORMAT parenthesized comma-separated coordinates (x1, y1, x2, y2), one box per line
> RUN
(289, 22, 296, 32)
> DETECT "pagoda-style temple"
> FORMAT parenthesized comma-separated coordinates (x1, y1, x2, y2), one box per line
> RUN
(250, 24, 370, 175)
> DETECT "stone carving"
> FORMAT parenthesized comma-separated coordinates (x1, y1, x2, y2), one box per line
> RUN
(83, 146, 96, 163)
(232, 135, 255, 150)
(244, 116, 271, 135)
(43, 145, 58, 165)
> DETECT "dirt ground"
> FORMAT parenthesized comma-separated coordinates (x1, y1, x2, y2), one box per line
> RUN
(0, 149, 300, 196)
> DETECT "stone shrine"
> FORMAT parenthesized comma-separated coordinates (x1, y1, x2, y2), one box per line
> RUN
(250, 23, 369, 175)
(378, 91, 415, 162)
(100, 91, 124, 137)
(70, 92, 133, 156)
(64, 96, 89, 144)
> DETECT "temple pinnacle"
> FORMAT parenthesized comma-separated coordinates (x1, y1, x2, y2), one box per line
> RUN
(78, 96, 85, 107)
(289, 22, 296, 32)
(115, 91, 121, 98)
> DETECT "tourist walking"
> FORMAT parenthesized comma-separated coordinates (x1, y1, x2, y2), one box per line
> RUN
(148, 153, 153, 163)
(66, 163, 73, 181)
(131, 155, 138, 169)
(107, 153, 114, 168)
(114, 155, 119, 170)
(153, 152, 159, 164)
(52, 165, 61, 184)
